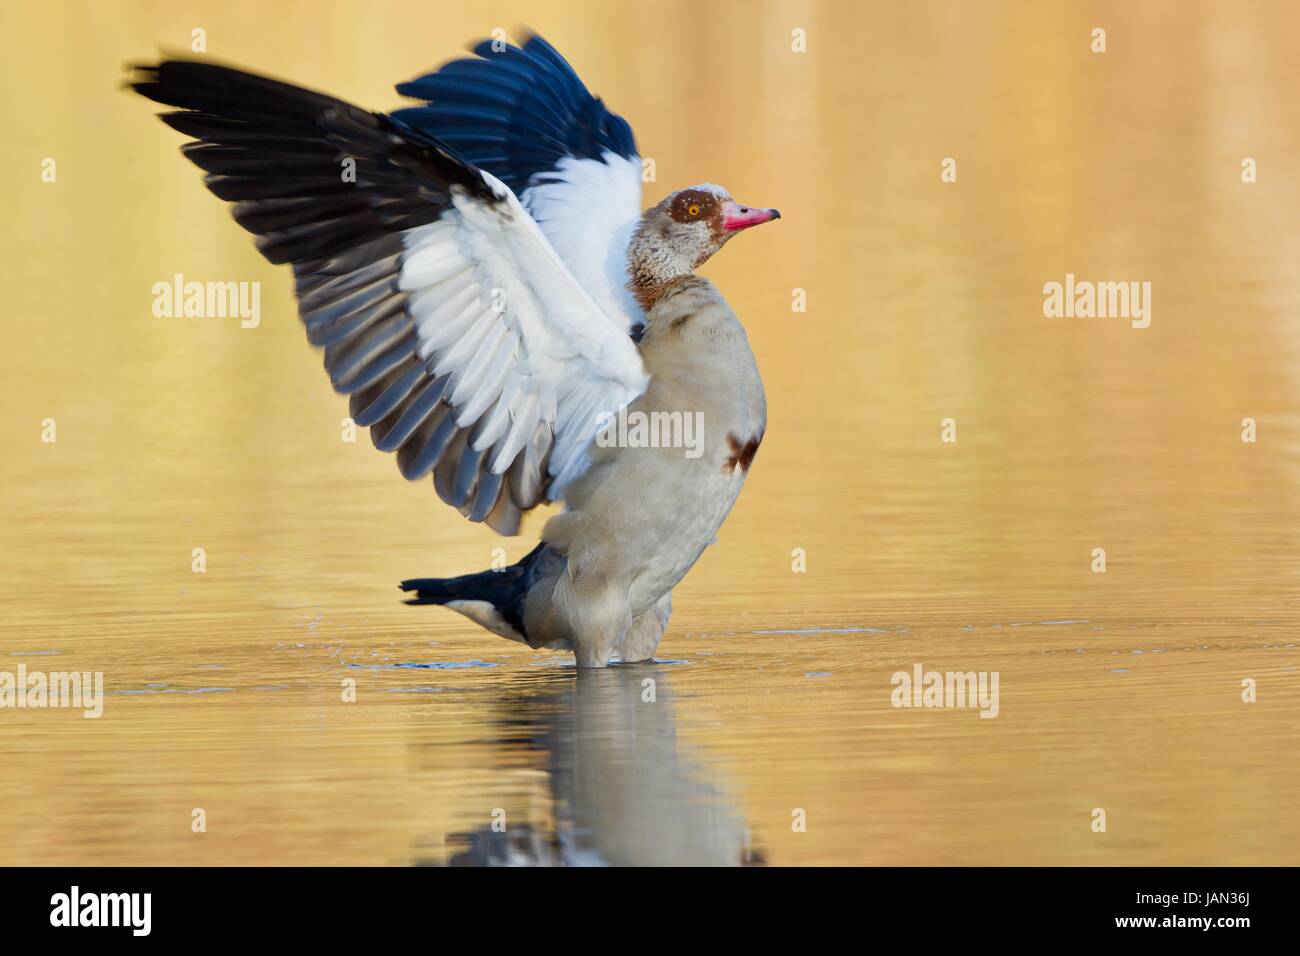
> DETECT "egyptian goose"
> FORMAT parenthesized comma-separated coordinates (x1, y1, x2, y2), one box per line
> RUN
(132, 31, 779, 667)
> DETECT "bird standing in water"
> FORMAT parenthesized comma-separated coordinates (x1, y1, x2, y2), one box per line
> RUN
(133, 31, 779, 667)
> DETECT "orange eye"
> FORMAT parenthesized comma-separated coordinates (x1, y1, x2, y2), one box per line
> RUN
(688, 204, 700, 216)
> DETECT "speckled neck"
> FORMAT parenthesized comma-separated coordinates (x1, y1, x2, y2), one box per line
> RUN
(626, 219, 699, 311)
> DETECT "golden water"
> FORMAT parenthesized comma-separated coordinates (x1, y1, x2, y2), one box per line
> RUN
(2, 0, 1298, 865)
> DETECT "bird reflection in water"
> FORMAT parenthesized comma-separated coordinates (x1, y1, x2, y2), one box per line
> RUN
(424, 665, 765, 866)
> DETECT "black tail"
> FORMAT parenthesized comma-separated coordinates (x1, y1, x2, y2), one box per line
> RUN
(400, 567, 523, 607)
(399, 543, 549, 636)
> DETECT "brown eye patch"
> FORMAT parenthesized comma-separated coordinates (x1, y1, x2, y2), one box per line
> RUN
(669, 189, 718, 224)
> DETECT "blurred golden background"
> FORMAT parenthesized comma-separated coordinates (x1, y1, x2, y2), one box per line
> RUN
(1, 0, 1298, 864)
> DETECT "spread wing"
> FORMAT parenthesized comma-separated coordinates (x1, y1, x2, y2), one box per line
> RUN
(393, 31, 646, 334)
(133, 60, 648, 535)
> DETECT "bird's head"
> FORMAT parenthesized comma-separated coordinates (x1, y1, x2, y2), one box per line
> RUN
(628, 184, 780, 310)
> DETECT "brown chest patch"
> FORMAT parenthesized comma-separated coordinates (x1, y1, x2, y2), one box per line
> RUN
(724, 430, 763, 473)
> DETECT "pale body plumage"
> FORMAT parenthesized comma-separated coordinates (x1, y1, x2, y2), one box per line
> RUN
(525, 277, 767, 666)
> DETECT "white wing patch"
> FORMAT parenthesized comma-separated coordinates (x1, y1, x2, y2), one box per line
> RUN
(399, 171, 648, 501)
(521, 152, 646, 335)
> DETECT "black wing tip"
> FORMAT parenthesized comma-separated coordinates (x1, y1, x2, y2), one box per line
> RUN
(125, 55, 352, 121)
(121, 47, 192, 86)
(123, 56, 229, 90)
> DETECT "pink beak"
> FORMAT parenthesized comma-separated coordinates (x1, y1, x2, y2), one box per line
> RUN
(721, 200, 781, 232)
